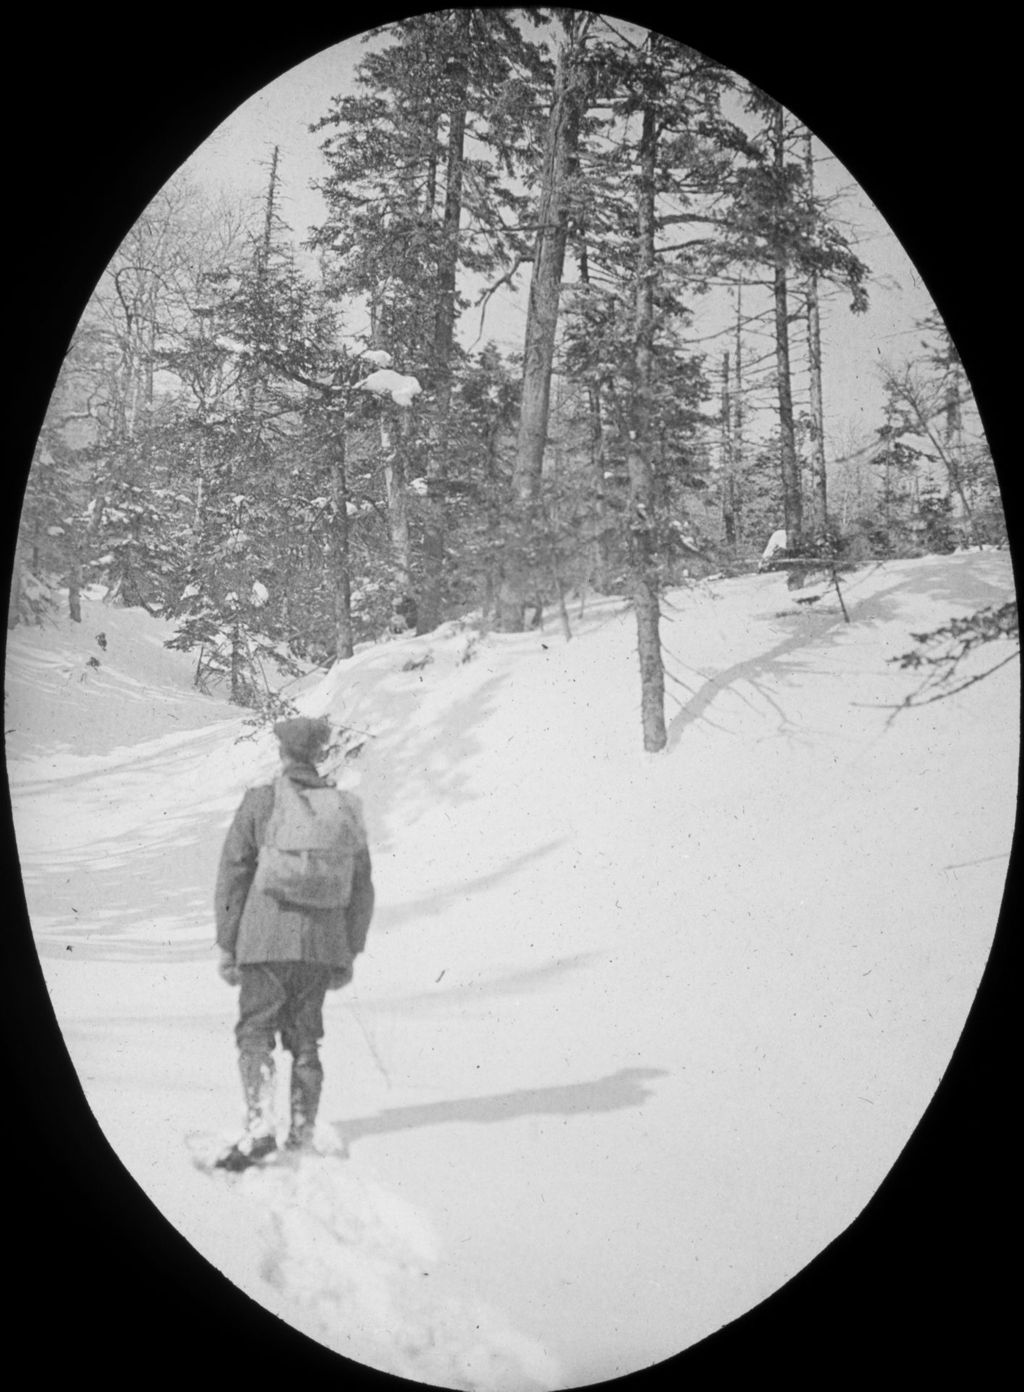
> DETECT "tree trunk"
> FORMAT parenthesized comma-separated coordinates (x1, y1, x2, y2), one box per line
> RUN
(770, 106, 803, 568)
(804, 133, 827, 541)
(331, 413, 354, 660)
(382, 410, 412, 592)
(805, 270, 826, 535)
(578, 220, 609, 587)
(943, 349, 973, 532)
(230, 623, 245, 705)
(67, 551, 82, 624)
(587, 382, 611, 582)
(720, 351, 736, 545)
(626, 102, 666, 753)
(419, 12, 470, 634)
(496, 22, 589, 631)
(732, 281, 746, 542)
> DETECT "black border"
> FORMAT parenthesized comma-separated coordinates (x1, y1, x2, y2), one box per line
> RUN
(6, 8, 1018, 1385)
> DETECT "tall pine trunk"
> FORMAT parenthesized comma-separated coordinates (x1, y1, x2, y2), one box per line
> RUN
(732, 281, 746, 544)
(382, 410, 412, 593)
(626, 102, 667, 753)
(720, 351, 736, 545)
(804, 133, 827, 541)
(419, 13, 470, 634)
(67, 548, 83, 623)
(330, 414, 354, 660)
(771, 105, 803, 565)
(496, 22, 589, 631)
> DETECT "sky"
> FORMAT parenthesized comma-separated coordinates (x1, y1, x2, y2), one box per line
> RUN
(175, 16, 942, 455)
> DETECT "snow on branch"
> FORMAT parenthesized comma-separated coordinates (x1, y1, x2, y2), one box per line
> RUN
(356, 368, 422, 408)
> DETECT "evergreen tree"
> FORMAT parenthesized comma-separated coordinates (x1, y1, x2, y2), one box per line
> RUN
(311, 9, 547, 632)
(555, 28, 737, 744)
(877, 316, 1003, 545)
(720, 93, 869, 565)
(495, 10, 596, 631)
(167, 152, 342, 702)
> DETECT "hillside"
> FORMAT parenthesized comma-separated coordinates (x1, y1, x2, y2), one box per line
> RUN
(4, 552, 1019, 1389)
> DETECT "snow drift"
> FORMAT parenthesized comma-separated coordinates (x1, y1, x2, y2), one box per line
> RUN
(5, 553, 1019, 1389)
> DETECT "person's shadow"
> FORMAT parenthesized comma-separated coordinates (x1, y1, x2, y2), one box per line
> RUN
(333, 1066, 667, 1150)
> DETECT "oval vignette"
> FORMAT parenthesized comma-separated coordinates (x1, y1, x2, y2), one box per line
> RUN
(5, 10, 1017, 1390)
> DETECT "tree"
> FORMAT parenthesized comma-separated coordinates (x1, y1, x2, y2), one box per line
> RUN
(166, 152, 343, 702)
(802, 131, 827, 537)
(554, 28, 737, 744)
(311, 9, 546, 633)
(495, 10, 595, 631)
(721, 94, 869, 566)
(889, 601, 1018, 707)
(624, 90, 667, 749)
(10, 178, 251, 628)
(877, 317, 1003, 546)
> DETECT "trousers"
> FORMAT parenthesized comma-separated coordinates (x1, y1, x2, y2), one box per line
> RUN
(236, 961, 330, 1061)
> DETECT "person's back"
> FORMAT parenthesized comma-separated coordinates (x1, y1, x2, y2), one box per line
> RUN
(213, 716, 374, 1170)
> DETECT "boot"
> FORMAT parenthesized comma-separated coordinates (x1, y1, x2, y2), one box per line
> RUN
(285, 1051, 322, 1151)
(215, 1051, 277, 1171)
(213, 1132, 278, 1172)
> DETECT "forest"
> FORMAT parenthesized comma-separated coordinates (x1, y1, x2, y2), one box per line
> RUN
(11, 10, 1006, 750)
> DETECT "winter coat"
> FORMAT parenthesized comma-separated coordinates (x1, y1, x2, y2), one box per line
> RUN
(215, 763, 374, 967)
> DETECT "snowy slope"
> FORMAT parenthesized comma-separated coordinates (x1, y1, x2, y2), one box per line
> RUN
(5, 553, 1019, 1389)
(3, 585, 237, 765)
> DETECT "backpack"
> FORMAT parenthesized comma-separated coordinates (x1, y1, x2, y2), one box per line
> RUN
(253, 776, 366, 910)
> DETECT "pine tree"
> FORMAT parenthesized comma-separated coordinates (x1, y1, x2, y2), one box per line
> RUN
(167, 152, 341, 701)
(311, 9, 546, 633)
(495, 12, 596, 632)
(721, 93, 869, 568)
(555, 28, 737, 744)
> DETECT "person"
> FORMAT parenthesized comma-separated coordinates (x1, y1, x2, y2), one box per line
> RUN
(213, 715, 374, 1171)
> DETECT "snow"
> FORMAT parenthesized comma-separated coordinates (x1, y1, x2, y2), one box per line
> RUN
(357, 367, 423, 408)
(5, 554, 1019, 1388)
(760, 527, 787, 563)
(361, 349, 394, 368)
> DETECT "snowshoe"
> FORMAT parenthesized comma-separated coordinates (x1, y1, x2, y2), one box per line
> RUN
(212, 1133, 278, 1173)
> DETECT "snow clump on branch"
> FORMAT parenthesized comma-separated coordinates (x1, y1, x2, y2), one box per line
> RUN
(357, 368, 422, 408)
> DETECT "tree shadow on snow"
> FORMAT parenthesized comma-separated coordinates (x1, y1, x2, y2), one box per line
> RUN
(349, 669, 512, 847)
(368, 948, 601, 1013)
(665, 556, 1014, 751)
(334, 1066, 668, 1148)
(372, 838, 567, 931)
(665, 618, 852, 748)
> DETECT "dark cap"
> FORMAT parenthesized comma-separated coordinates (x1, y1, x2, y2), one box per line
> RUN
(273, 716, 331, 762)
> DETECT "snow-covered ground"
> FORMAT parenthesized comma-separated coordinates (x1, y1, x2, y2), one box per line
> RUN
(4, 554, 1018, 1390)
